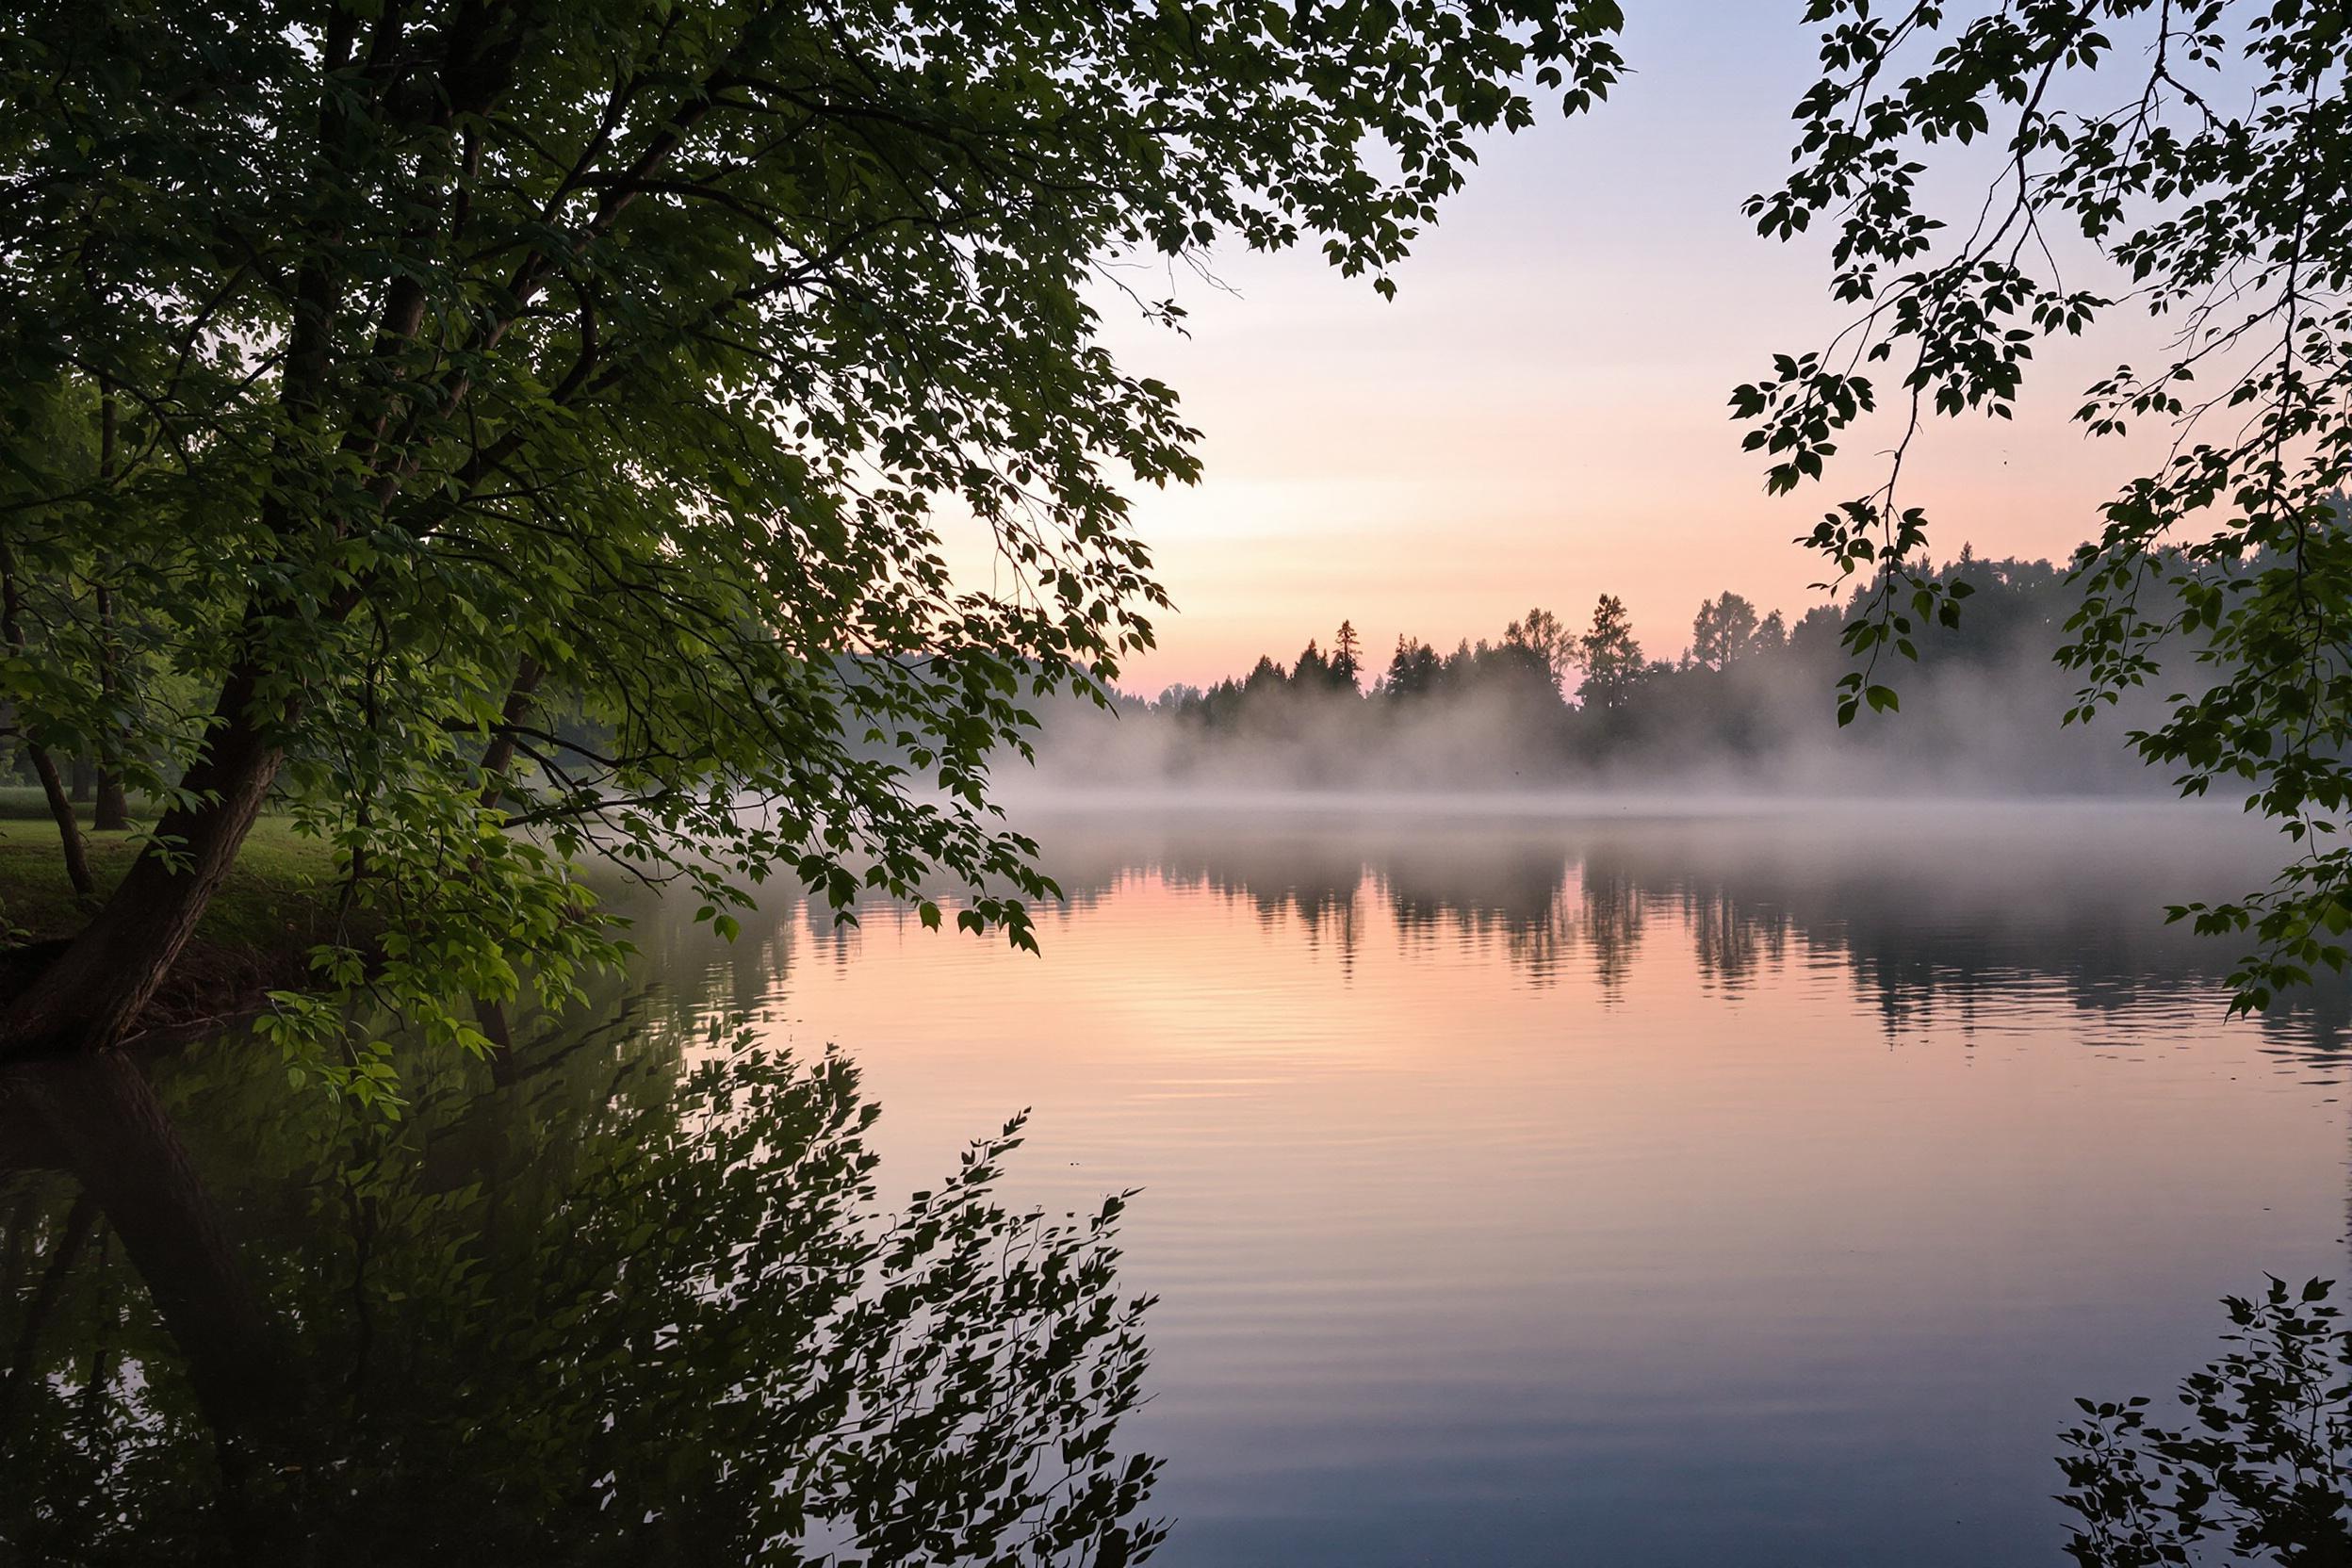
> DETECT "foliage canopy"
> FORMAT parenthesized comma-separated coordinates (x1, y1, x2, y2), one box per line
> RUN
(1741, 0, 2352, 1009)
(0, 0, 1627, 1076)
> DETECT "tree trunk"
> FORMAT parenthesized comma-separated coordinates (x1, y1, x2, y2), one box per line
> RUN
(0, 655, 284, 1061)
(478, 997, 518, 1088)
(93, 582, 132, 841)
(473, 656, 544, 1088)
(24, 745, 94, 898)
(0, 5, 543, 1069)
(0, 544, 94, 898)
(93, 770, 130, 834)
(476, 656, 543, 809)
(67, 755, 91, 804)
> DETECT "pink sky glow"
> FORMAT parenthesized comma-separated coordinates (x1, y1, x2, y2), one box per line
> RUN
(1004, 2, 2180, 693)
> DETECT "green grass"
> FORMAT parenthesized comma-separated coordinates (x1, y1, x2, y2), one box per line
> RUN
(0, 809, 345, 955)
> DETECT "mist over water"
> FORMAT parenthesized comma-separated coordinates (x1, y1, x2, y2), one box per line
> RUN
(1028, 654, 2185, 798)
(1027, 556, 2211, 801)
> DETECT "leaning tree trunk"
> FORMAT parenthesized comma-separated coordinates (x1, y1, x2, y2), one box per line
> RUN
(22, 747, 93, 898)
(0, 653, 285, 1063)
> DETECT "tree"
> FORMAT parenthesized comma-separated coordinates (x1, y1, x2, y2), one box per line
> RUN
(1688, 592, 1762, 673)
(1293, 639, 1332, 688)
(0, 1, 1630, 1085)
(1576, 594, 1642, 711)
(1244, 653, 1290, 693)
(1738, 2, 2352, 1010)
(1505, 604, 1577, 693)
(1331, 620, 1365, 692)
(1381, 635, 1444, 698)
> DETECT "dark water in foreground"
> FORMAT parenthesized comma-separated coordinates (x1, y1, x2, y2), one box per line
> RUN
(6, 803, 2350, 1562)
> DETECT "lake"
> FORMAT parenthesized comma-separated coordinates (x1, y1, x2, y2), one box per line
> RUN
(8, 800, 2349, 1562)
(686, 801, 2352, 1566)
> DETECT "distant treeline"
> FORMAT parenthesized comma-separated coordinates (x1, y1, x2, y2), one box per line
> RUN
(1034, 550, 2192, 794)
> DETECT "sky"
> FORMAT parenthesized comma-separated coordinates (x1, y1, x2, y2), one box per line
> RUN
(1072, 0, 2178, 694)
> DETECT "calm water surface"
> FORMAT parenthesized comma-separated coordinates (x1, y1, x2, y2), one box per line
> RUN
(9, 802, 2349, 1563)
(658, 802, 2352, 1567)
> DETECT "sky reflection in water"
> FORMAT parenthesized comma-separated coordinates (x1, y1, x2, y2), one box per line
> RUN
(672, 803, 2352, 1567)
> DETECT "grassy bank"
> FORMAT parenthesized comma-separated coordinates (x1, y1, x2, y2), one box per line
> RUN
(0, 798, 346, 960)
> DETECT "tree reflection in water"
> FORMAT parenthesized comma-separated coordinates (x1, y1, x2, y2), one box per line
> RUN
(0, 1016, 1163, 1564)
(1022, 811, 2352, 1054)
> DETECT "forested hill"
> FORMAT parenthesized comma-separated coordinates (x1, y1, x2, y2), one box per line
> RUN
(1030, 553, 2202, 796)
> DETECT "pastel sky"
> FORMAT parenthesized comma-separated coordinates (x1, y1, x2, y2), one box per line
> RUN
(1080, 0, 2176, 694)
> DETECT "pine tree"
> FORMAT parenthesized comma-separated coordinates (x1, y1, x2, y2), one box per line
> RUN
(1331, 621, 1364, 691)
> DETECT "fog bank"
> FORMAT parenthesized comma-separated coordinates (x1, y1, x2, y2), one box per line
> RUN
(1018, 557, 2209, 802)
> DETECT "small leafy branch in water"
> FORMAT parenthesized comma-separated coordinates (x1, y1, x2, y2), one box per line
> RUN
(2056, 1278, 2352, 1566)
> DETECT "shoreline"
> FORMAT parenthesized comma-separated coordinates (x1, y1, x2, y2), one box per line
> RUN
(0, 814, 354, 1052)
